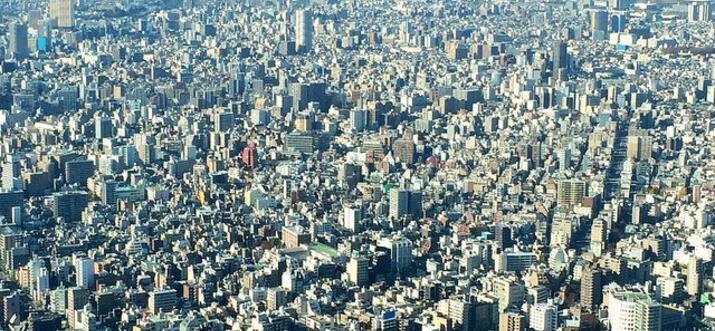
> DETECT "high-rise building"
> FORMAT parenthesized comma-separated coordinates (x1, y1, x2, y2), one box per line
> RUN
(149, 288, 177, 314)
(350, 109, 366, 132)
(389, 187, 422, 220)
(590, 10, 608, 34)
(49, 0, 75, 28)
(557, 179, 586, 208)
(74, 257, 94, 289)
(65, 159, 95, 186)
(449, 297, 476, 331)
(3, 292, 22, 324)
(687, 256, 702, 297)
(2, 155, 22, 191)
(67, 287, 89, 329)
(552, 40, 568, 73)
(343, 204, 362, 232)
(590, 219, 607, 255)
(558, 147, 571, 172)
(499, 311, 526, 331)
(379, 237, 412, 273)
(347, 256, 370, 286)
(52, 191, 89, 222)
(95, 116, 113, 139)
(607, 290, 661, 331)
(215, 111, 234, 132)
(493, 278, 526, 312)
(529, 303, 557, 331)
(626, 135, 652, 161)
(295, 9, 313, 53)
(581, 267, 602, 309)
(50, 286, 67, 315)
(389, 188, 409, 220)
(266, 287, 287, 311)
(8, 22, 29, 60)
(391, 136, 415, 164)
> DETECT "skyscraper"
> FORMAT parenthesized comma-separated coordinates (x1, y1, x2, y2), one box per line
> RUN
(552, 40, 568, 73)
(8, 22, 28, 60)
(49, 0, 75, 28)
(95, 116, 113, 139)
(687, 256, 702, 297)
(74, 257, 94, 289)
(590, 10, 608, 36)
(296, 9, 313, 53)
(2, 155, 21, 191)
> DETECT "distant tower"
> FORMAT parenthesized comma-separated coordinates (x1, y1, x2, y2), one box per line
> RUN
(49, 0, 75, 28)
(552, 40, 568, 75)
(590, 10, 608, 37)
(295, 9, 313, 53)
(8, 22, 28, 60)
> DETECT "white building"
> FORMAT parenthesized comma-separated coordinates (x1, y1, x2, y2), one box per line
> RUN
(530, 302, 558, 331)
(607, 291, 661, 331)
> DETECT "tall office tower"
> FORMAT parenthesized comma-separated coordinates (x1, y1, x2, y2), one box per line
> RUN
(25, 258, 45, 293)
(95, 116, 113, 139)
(389, 187, 409, 220)
(590, 219, 607, 255)
(8, 22, 28, 60)
(215, 111, 234, 132)
(529, 303, 557, 331)
(148, 288, 177, 314)
(350, 109, 366, 132)
(686, 256, 702, 297)
(65, 159, 95, 186)
(66, 287, 89, 329)
(558, 146, 571, 172)
(556, 179, 586, 209)
(295, 9, 313, 53)
(2, 155, 21, 191)
(552, 40, 568, 73)
(49, 0, 75, 28)
(343, 205, 362, 232)
(379, 237, 412, 273)
(52, 191, 89, 222)
(626, 135, 652, 161)
(499, 311, 526, 331)
(347, 256, 369, 286)
(35, 268, 49, 301)
(590, 10, 608, 35)
(608, 291, 662, 331)
(448, 298, 476, 331)
(388, 187, 422, 220)
(581, 267, 602, 309)
(74, 257, 94, 289)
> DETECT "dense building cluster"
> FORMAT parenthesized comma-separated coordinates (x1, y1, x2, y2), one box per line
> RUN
(0, 0, 715, 330)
